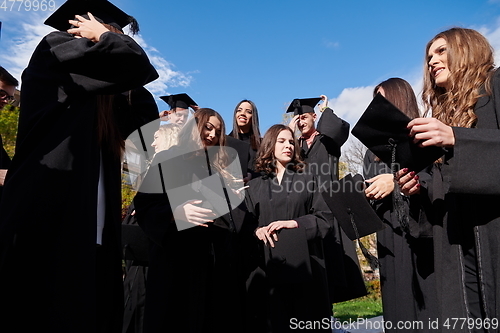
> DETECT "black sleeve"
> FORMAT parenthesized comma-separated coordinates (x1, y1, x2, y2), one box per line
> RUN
(294, 176, 334, 241)
(46, 31, 158, 95)
(316, 108, 350, 149)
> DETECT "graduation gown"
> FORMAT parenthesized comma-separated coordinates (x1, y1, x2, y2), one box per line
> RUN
(300, 108, 367, 302)
(244, 171, 334, 332)
(424, 69, 500, 331)
(133, 147, 244, 333)
(363, 150, 437, 332)
(228, 131, 259, 179)
(0, 30, 158, 333)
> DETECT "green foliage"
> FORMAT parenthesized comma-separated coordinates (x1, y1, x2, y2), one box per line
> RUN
(121, 174, 136, 220)
(333, 279, 383, 322)
(0, 104, 20, 158)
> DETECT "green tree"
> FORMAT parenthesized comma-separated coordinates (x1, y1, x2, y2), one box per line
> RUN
(0, 104, 20, 158)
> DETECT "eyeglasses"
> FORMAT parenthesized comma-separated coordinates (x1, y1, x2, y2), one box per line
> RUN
(0, 89, 16, 104)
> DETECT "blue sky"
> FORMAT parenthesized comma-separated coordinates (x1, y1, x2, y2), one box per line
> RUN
(2, 0, 500, 151)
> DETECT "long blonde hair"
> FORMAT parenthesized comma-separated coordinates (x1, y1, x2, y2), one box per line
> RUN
(422, 27, 495, 128)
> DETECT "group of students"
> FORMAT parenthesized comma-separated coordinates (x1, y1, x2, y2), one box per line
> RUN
(0, 0, 499, 332)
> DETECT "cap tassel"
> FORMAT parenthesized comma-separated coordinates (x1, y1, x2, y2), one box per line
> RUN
(347, 208, 380, 271)
(388, 138, 411, 234)
(128, 17, 139, 35)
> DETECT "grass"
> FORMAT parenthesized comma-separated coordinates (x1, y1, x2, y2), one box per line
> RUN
(332, 279, 383, 322)
(333, 297, 383, 322)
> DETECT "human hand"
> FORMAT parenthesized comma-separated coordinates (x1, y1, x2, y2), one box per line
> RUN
(255, 220, 298, 247)
(288, 115, 300, 132)
(320, 95, 329, 112)
(0, 169, 7, 186)
(173, 199, 216, 227)
(159, 110, 170, 122)
(365, 173, 394, 200)
(408, 117, 455, 148)
(395, 168, 420, 196)
(68, 12, 110, 42)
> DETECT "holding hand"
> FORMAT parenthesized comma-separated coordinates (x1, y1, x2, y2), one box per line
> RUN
(408, 117, 455, 147)
(365, 173, 394, 200)
(255, 220, 298, 247)
(68, 12, 110, 42)
(319, 95, 329, 112)
(288, 115, 300, 132)
(173, 199, 216, 227)
(395, 168, 420, 196)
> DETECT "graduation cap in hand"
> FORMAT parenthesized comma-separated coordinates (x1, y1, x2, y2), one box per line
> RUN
(160, 93, 197, 111)
(45, 0, 138, 33)
(326, 173, 384, 270)
(325, 173, 385, 241)
(286, 97, 322, 115)
(352, 93, 446, 173)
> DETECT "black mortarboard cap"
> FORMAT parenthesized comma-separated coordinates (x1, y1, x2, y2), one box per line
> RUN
(160, 93, 197, 110)
(325, 174, 385, 241)
(286, 97, 322, 115)
(44, 0, 139, 33)
(352, 93, 446, 173)
(264, 227, 312, 284)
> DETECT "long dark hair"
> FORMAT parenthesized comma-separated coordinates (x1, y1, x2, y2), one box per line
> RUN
(231, 99, 262, 150)
(177, 108, 228, 172)
(255, 124, 304, 175)
(374, 78, 420, 119)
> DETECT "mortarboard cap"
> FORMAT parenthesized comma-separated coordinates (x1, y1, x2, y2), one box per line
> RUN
(44, 0, 139, 34)
(325, 174, 385, 241)
(160, 93, 197, 110)
(286, 97, 322, 115)
(352, 93, 446, 173)
(264, 227, 312, 284)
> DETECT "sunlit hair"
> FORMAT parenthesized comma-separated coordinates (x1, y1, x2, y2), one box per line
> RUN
(177, 108, 229, 173)
(255, 124, 305, 175)
(374, 78, 420, 119)
(422, 27, 495, 128)
(231, 99, 262, 150)
(154, 124, 181, 153)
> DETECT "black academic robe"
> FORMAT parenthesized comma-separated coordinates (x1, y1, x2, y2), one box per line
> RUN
(0, 135, 10, 200)
(300, 108, 367, 302)
(424, 69, 500, 331)
(228, 131, 259, 179)
(0, 30, 158, 333)
(363, 150, 437, 332)
(244, 171, 334, 333)
(134, 147, 244, 333)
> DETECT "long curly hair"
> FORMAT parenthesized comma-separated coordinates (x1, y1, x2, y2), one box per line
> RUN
(422, 27, 495, 128)
(255, 124, 305, 176)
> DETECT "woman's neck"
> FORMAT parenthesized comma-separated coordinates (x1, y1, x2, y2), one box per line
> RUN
(276, 162, 286, 184)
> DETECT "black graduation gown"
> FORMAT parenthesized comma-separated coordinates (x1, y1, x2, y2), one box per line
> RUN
(0, 135, 11, 200)
(424, 69, 500, 331)
(363, 150, 437, 332)
(244, 171, 334, 333)
(0, 30, 158, 333)
(133, 147, 244, 333)
(122, 202, 148, 333)
(228, 131, 259, 178)
(300, 108, 367, 302)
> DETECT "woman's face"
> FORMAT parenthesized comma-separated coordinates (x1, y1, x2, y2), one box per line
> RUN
(274, 129, 294, 167)
(151, 130, 161, 153)
(427, 37, 450, 90)
(235, 101, 253, 132)
(201, 116, 221, 147)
